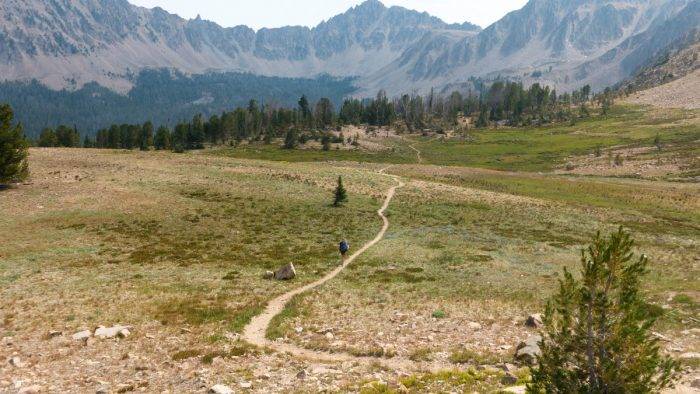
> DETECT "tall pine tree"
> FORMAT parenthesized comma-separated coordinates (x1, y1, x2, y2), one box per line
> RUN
(0, 104, 29, 184)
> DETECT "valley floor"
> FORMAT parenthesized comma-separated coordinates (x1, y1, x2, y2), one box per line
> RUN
(1, 105, 699, 393)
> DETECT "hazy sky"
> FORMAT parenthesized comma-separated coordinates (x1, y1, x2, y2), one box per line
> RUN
(127, 0, 529, 30)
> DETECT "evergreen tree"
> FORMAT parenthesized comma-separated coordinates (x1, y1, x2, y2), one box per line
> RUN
(529, 228, 680, 393)
(83, 135, 94, 148)
(321, 133, 331, 151)
(139, 121, 154, 150)
(154, 126, 171, 150)
(38, 128, 58, 147)
(333, 176, 348, 207)
(0, 104, 29, 184)
(283, 128, 298, 149)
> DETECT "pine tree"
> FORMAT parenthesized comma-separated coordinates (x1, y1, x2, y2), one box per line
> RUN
(0, 104, 29, 184)
(283, 128, 298, 149)
(333, 176, 348, 207)
(529, 228, 680, 393)
(38, 128, 58, 147)
(154, 126, 171, 150)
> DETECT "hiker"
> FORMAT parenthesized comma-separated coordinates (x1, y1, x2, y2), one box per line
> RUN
(339, 240, 349, 258)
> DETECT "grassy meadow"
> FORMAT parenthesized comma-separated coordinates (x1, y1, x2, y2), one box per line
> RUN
(1, 104, 698, 392)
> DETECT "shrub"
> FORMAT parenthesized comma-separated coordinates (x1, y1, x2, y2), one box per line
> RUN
(614, 154, 624, 166)
(0, 104, 29, 185)
(528, 228, 680, 393)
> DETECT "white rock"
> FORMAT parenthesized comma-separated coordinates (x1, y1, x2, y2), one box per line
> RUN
(679, 352, 700, 360)
(468, 322, 482, 330)
(18, 385, 42, 394)
(274, 263, 296, 280)
(503, 386, 526, 394)
(295, 327, 303, 334)
(325, 332, 334, 340)
(72, 330, 92, 341)
(209, 384, 233, 394)
(515, 335, 542, 365)
(94, 325, 131, 339)
(9, 357, 23, 368)
(239, 381, 252, 389)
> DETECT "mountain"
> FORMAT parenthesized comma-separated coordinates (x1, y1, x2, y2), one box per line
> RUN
(0, 0, 479, 92)
(1, 0, 698, 136)
(359, 0, 699, 94)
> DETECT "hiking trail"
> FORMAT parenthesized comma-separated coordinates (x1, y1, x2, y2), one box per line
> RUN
(241, 170, 429, 369)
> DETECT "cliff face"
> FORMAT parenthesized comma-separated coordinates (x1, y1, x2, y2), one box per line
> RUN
(1, 0, 697, 94)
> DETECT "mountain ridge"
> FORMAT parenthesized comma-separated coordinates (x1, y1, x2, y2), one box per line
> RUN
(1, 0, 698, 97)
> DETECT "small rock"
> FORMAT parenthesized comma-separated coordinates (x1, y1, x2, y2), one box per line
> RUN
(514, 335, 542, 365)
(274, 263, 296, 281)
(18, 385, 42, 394)
(48, 331, 62, 339)
(468, 322, 482, 330)
(239, 381, 252, 389)
(209, 384, 233, 394)
(9, 357, 23, 368)
(525, 314, 543, 328)
(501, 372, 518, 385)
(325, 332, 335, 340)
(499, 363, 519, 373)
(72, 330, 92, 341)
(297, 370, 307, 380)
(94, 325, 132, 339)
(679, 352, 700, 360)
(263, 271, 275, 280)
(118, 329, 130, 338)
(295, 327, 303, 334)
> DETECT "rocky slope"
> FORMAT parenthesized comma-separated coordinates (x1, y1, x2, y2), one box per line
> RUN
(0, 0, 698, 95)
(0, 0, 479, 92)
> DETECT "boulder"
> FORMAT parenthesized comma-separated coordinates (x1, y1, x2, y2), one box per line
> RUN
(72, 330, 92, 341)
(514, 335, 542, 365)
(274, 263, 296, 281)
(525, 314, 543, 328)
(94, 325, 132, 339)
(209, 384, 233, 394)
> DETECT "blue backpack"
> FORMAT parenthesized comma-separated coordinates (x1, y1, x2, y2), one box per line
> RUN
(339, 241, 349, 254)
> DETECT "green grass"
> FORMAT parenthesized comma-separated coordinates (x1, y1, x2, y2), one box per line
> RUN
(209, 140, 416, 164)
(412, 106, 699, 171)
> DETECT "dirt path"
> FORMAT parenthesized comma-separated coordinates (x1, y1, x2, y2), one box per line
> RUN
(409, 144, 423, 163)
(241, 170, 418, 368)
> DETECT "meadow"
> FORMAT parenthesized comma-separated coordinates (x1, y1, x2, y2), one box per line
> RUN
(1, 104, 697, 392)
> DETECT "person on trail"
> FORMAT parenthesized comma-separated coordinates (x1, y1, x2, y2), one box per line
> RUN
(339, 240, 350, 258)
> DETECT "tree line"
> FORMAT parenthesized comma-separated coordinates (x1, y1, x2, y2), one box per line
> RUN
(32, 81, 611, 152)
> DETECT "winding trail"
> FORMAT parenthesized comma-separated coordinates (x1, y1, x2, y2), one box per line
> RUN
(409, 143, 423, 164)
(242, 169, 417, 368)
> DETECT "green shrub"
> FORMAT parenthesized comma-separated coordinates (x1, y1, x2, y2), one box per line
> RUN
(529, 228, 680, 393)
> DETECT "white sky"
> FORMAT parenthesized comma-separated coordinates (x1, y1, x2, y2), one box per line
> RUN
(127, 0, 529, 30)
